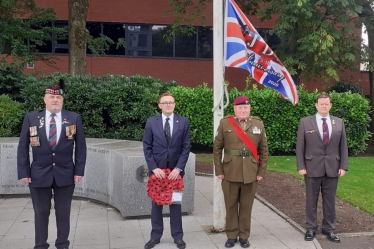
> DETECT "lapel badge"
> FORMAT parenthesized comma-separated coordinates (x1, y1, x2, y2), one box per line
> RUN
(38, 117, 44, 128)
(306, 130, 316, 134)
(332, 119, 335, 125)
(62, 119, 70, 124)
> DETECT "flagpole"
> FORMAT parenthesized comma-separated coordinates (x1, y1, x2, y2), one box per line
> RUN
(213, 0, 226, 231)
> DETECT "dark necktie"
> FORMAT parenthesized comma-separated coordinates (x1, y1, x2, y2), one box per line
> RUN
(322, 118, 329, 147)
(240, 120, 246, 131)
(49, 114, 57, 150)
(164, 117, 171, 144)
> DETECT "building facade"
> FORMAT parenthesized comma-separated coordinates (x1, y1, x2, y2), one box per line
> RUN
(27, 0, 368, 94)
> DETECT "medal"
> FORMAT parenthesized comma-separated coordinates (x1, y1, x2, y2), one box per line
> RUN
(66, 125, 76, 139)
(29, 126, 37, 136)
(29, 136, 40, 147)
(251, 126, 261, 134)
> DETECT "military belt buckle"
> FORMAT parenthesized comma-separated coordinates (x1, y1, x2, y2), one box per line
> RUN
(239, 150, 249, 157)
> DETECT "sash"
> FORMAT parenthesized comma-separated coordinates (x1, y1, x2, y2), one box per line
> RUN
(227, 117, 259, 162)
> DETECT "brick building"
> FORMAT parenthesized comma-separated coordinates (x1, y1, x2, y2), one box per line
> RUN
(26, 0, 368, 94)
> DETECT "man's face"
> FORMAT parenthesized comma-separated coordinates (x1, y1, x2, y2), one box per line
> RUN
(234, 104, 250, 120)
(44, 94, 64, 113)
(315, 97, 332, 117)
(158, 96, 175, 116)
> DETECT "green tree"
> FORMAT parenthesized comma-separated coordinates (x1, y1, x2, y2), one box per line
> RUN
(0, 0, 64, 65)
(167, 0, 362, 86)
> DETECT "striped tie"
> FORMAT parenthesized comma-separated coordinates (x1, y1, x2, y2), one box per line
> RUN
(49, 114, 57, 150)
(322, 118, 329, 147)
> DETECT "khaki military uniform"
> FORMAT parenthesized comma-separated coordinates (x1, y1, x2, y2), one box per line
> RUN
(213, 115, 268, 240)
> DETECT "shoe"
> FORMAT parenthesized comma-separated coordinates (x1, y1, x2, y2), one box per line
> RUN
(239, 238, 250, 248)
(304, 230, 315, 241)
(174, 239, 186, 249)
(144, 239, 160, 249)
(225, 239, 237, 248)
(322, 231, 340, 243)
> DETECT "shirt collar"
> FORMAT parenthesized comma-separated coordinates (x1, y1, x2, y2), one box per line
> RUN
(46, 110, 61, 120)
(316, 113, 330, 120)
(162, 113, 174, 121)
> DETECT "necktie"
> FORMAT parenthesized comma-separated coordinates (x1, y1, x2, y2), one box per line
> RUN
(49, 114, 57, 150)
(322, 118, 329, 147)
(164, 117, 171, 144)
(240, 120, 246, 131)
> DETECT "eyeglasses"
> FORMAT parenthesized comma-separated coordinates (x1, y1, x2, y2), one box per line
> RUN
(159, 102, 175, 106)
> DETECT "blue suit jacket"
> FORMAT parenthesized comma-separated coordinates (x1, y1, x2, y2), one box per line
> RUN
(143, 114, 191, 176)
(17, 109, 87, 187)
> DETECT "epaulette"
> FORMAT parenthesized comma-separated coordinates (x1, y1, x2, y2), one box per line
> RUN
(38, 110, 44, 112)
(251, 116, 262, 121)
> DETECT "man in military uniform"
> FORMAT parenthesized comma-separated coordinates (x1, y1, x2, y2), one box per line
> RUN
(214, 96, 268, 248)
(17, 81, 87, 249)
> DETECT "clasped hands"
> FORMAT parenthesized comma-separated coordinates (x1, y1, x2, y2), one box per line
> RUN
(152, 168, 180, 180)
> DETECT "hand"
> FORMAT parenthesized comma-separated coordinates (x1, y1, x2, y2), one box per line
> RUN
(217, 175, 224, 180)
(152, 168, 165, 179)
(257, 176, 263, 182)
(339, 169, 346, 177)
(20, 178, 31, 184)
(74, 175, 83, 184)
(298, 169, 307, 175)
(168, 168, 180, 181)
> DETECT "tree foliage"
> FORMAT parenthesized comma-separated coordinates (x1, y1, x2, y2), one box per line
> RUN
(167, 0, 363, 85)
(0, 0, 64, 65)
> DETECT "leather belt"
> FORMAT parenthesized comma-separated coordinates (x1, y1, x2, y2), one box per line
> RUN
(224, 148, 251, 157)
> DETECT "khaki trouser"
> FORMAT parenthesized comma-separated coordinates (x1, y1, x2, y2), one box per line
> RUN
(222, 179, 257, 239)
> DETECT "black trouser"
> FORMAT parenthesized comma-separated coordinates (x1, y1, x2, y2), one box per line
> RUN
(29, 180, 75, 249)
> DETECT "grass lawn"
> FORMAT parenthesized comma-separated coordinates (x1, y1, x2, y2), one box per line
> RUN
(196, 154, 374, 215)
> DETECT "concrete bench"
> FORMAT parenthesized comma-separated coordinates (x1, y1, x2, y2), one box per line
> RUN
(0, 137, 195, 217)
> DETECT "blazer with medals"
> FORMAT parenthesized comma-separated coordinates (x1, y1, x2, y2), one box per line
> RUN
(17, 109, 87, 187)
(214, 115, 268, 184)
(143, 114, 190, 176)
(296, 114, 348, 177)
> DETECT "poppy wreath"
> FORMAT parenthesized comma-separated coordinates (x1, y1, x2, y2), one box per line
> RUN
(146, 168, 184, 206)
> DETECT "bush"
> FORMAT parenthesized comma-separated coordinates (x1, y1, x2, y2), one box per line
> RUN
(327, 79, 364, 95)
(0, 94, 24, 137)
(21, 73, 176, 140)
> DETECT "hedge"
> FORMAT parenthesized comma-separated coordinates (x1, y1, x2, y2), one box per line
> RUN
(0, 94, 24, 137)
(2, 73, 371, 156)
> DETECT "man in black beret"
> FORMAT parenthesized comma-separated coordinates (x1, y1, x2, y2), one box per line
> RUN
(17, 80, 87, 249)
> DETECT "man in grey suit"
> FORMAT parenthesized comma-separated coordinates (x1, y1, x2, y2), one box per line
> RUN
(296, 94, 348, 243)
(143, 92, 190, 249)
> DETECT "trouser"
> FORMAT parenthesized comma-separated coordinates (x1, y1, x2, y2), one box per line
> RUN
(304, 175, 339, 232)
(222, 179, 257, 239)
(29, 180, 75, 249)
(150, 202, 183, 240)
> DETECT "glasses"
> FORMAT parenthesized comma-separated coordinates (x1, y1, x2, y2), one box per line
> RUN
(159, 102, 175, 106)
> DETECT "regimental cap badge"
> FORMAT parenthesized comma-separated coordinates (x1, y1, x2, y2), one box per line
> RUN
(233, 96, 250, 105)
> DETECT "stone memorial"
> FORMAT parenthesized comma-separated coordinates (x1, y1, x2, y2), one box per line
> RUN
(0, 137, 195, 217)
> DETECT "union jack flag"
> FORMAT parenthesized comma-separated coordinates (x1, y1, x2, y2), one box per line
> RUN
(224, 0, 299, 105)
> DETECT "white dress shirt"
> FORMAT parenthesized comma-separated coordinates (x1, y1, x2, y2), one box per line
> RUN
(316, 113, 332, 139)
(162, 113, 174, 136)
(45, 110, 62, 143)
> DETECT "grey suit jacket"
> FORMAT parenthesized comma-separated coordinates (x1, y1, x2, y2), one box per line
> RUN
(296, 114, 348, 177)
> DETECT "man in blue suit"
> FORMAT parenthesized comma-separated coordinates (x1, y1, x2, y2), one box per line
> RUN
(143, 92, 191, 249)
(17, 81, 87, 249)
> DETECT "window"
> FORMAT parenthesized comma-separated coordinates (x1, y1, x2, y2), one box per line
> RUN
(103, 23, 126, 55)
(125, 25, 151, 57)
(175, 27, 197, 58)
(198, 27, 213, 59)
(152, 25, 173, 57)
(257, 29, 281, 49)
(53, 22, 69, 54)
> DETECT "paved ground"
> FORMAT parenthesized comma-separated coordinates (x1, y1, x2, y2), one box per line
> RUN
(0, 176, 327, 249)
